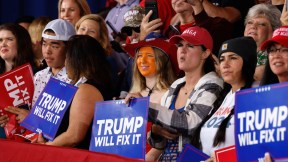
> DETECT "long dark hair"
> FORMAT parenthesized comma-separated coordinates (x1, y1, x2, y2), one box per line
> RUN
(0, 23, 35, 74)
(202, 46, 215, 74)
(190, 83, 231, 150)
(191, 44, 257, 149)
(212, 78, 254, 147)
(65, 35, 111, 85)
(260, 56, 279, 85)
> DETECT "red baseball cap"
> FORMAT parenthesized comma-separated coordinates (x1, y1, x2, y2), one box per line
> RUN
(122, 38, 179, 75)
(261, 26, 288, 50)
(169, 26, 213, 50)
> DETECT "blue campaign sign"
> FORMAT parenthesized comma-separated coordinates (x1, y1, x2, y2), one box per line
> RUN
(235, 82, 288, 161)
(177, 144, 209, 162)
(89, 97, 149, 160)
(21, 77, 77, 141)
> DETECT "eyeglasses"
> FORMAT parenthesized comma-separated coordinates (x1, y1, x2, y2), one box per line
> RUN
(121, 27, 140, 36)
(268, 47, 288, 55)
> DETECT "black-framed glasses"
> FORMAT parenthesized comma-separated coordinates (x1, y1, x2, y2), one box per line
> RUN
(121, 27, 140, 36)
(267, 47, 288, 55)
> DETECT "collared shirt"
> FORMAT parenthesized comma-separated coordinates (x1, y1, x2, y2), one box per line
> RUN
(105, 0, 139, 40)
(32, 67, 71, 106)
(148, 72, 224, 160)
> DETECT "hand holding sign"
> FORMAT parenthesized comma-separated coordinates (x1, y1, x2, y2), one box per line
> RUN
(0, 64, 34, 139)
(90, 97, 149, 160)
(235, 83, 288, 161)
(21, 77, 77, 141)
(4, 106, 29, 123)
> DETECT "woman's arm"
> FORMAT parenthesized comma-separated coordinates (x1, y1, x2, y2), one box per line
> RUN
(46, 84, 103, 147)
(281, 0, 288, 25)
(200, 0, 241, 23)
(149, 83, 222, 135)
(146, 148, 164, 161)
(4, 106, 29, 123)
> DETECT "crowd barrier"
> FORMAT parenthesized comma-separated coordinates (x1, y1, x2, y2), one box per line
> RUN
(0, 139, 144, 162)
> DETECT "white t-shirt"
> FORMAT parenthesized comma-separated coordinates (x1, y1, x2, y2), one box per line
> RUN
(200, 89, 235, 156)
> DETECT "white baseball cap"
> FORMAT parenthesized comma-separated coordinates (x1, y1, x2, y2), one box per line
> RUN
(42, 19, 76, 41)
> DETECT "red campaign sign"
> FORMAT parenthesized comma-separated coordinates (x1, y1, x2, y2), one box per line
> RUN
(0, 64, 34, 139)
(215, 145, 237, 162)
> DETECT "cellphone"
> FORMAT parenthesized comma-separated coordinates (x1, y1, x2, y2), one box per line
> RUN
(106, 20, 120, 35)
(145, 0, 158, 22)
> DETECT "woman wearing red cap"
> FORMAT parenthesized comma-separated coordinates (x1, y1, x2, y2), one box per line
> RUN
(124, 38, 177, 160)
(260, 26, 288, 161)
(125, 26, 223, 160)
(261, 26, 288, 85)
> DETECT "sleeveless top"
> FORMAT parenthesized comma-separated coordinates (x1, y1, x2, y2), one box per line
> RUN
(55, 79, 111, 149)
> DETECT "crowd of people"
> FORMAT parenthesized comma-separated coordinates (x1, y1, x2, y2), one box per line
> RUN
(0, 0, 288, 161)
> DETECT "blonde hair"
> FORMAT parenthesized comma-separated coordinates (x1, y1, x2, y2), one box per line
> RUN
(58, 0, 91, 18)
(28, 16, 51, 44)
(130, 47, 176, 93)
(75, 14, 112, 55)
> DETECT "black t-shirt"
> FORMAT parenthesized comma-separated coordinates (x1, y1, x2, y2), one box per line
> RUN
(208, 0, 255, 37)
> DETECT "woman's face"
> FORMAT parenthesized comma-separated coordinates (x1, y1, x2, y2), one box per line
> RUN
(268, 43, 288, 78)
(176, 40, 205, 72)
(244, 16, 273, 48)
(77, 19, 100, 40)
(0, 30, 17, 62)
(219, 52, 244, 86)
(60, 0, 81, 25)
(136, 46, 157, 77)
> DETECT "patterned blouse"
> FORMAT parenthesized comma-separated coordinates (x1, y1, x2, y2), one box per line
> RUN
(257, 50, 268, 66)
(32, 67, 71, 107)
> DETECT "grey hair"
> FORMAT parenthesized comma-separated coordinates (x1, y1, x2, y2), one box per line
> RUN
(245, 4, 281, 30)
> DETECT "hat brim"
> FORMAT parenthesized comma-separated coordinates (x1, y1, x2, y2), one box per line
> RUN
(122, 38, 173, 57)
(169, 35, 203, 46)
(261, 36, 288, 50)
(122, 38, 179, 74)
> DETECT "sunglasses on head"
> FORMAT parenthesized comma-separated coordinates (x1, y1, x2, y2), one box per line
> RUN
(121, 27, 140, 36)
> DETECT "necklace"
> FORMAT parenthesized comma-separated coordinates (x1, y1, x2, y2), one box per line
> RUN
(146, 86, 155, 96)
(183, 86, 193, 95)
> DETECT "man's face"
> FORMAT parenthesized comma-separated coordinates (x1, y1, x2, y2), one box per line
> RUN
(42, 32, 66, 70)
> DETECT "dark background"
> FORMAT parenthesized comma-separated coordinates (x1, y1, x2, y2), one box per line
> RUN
(0, 0, 106, 24)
